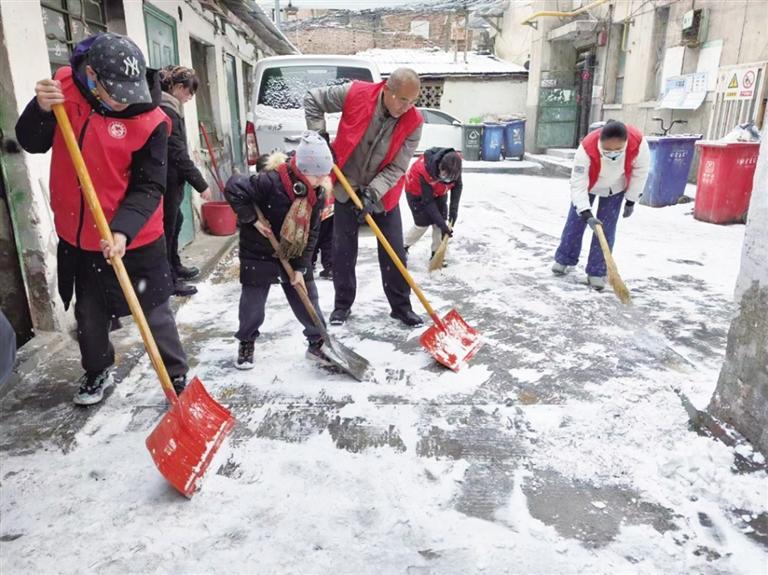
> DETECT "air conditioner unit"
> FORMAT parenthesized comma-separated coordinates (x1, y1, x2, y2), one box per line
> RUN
(681, 8, 708, 47)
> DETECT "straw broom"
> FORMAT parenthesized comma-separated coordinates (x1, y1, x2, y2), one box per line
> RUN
(429, 222, 452, 272)
(593, 224, 631, 304)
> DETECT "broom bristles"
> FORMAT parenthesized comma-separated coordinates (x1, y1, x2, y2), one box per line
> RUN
(606, 261, 631, 304)
(429, 236, 449, 272)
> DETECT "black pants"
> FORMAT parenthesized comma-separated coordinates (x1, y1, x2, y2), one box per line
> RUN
(163, 189, 184, 282)
(236, 280, 325, 344)
(332, 200, 412, 314)
(312, 216, 333, 271)
(74, 289, 188, 378)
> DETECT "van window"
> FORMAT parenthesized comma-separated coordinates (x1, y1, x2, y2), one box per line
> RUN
(258, 65, 374, 109)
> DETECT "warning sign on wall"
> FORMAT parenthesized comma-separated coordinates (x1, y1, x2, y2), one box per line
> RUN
(722, 65, 760, 100)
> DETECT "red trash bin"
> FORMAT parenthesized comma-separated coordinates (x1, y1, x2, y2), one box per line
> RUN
(694, 141, 760, 224)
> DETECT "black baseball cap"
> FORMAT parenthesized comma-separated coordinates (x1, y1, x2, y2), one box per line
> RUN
(88, 33, 152, 105)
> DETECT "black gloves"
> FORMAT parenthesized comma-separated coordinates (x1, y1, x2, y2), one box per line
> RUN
(449, 213, 457, 228)
(318, 130, 337, 165)
(623, 201, 635, 218)
(440, 221, 453, 238)
(579, 209, 603, 231)
(356, 187, 376, 223)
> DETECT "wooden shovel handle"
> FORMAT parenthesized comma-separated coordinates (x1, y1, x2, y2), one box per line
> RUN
(252, 206, 328, 337)
(332, 165, 440, 324)
(52, 105, 178, 405)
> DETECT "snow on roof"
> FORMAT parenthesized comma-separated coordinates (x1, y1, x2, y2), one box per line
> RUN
(356, 48, 527, 78)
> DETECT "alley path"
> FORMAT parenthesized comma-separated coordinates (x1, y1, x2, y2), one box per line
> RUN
(1, 173, 766, 574)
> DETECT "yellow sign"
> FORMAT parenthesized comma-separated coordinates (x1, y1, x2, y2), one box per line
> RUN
(727, 74, 739, 89)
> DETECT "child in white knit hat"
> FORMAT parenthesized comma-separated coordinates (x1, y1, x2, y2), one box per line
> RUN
(224, 131, 334, 369)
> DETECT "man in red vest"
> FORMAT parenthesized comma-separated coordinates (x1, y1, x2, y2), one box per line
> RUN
(552, 120, 650, 290)
(304, 68, 424, 327)
(15, 33, 188, 405)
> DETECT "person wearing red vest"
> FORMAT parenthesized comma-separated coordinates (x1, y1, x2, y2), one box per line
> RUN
(403, 147, 463, 261)
(304, 68, 424, 327)
(15, 33, 188, 406)
(552, 120, 650, 290)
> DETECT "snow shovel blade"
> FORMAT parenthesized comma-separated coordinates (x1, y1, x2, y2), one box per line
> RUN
(419, 309, 482, 372)
(325, 337, 372, 381)
(146, 376, 235, 498)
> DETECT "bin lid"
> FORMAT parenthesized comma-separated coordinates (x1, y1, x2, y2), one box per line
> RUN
(646, 134, 703, 143)
(694, 140, 761, 148)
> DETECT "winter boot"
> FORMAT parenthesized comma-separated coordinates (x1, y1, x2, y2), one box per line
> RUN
(306, 339, 333, 366)
(329, 308, 351, 326)
(171, 375, 187, 395)
(587, 275, 606, 291)
(235, 340, 255, 370)
(390, 308, 424, 327)
(319, 268, 333, 280)
(73, 368, 114, 406)
(173, 280, 198, 297)
(175, 265, 200, 280)
(551, 262, 569, 275)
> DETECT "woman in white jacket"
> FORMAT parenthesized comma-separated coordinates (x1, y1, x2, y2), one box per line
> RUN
(552, 120, 650, 290)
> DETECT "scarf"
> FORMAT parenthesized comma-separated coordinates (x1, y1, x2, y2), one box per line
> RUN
(274, 158, 320, 260)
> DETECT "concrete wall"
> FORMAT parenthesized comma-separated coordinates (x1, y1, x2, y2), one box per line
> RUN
(495, 0, 534, 67)
(0, 0, 72, 334)
(508, 0, 768, 152)
(441, 78, 528, 122)
(709, 137, 768, 454)
(596, 0, 768, 138)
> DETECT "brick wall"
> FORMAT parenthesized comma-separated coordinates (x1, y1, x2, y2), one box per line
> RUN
(288, 10, 471, 55)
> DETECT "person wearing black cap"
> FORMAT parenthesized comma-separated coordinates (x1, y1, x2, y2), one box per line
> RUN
(15, 33, 189, 405)
(403, 147, 463, 262)
(224, 131, 333, 370)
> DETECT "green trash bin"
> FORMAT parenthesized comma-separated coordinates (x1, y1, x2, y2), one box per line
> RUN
(462, 124, 483, 161)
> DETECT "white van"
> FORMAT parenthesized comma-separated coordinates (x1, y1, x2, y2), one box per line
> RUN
(246, 55, 381, 165)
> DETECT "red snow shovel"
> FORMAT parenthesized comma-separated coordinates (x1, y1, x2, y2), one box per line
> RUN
(333, 166, 481, 371)
(53, 105, 235, 498)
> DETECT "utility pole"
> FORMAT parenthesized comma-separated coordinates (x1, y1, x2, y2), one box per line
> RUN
(274, 0, 281, 30)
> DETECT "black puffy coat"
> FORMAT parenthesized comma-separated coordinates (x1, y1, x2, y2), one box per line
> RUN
(159, 93, 208, 202)
(225, 162, 323, 286)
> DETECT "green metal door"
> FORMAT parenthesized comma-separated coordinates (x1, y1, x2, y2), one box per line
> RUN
(144, 3, 194, 247)
(225, 54, 244, 171)
(536, 71, 578, 150)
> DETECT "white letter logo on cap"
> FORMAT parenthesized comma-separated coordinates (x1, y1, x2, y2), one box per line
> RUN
(123, 56, 140, 78)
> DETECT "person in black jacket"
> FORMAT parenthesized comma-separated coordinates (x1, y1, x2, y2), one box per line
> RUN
(158, 66, 212, 297)
(403, 148, 463, 261)
(15, 33, 188, 405)
(224, 132, 332, 370)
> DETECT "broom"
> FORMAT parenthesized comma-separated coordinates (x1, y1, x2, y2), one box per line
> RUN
(428, 222, 452, 272)
(593, 223, 631, 304)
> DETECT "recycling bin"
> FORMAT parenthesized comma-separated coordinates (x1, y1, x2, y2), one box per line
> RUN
(694, 141, 760, 224)
(502, 119, 526, 160)
(640, 135, 702, 207)
(481, 122, 504, 162)
(461, 124, 483, 161)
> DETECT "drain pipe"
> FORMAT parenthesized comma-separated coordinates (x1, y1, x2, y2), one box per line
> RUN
(521, 0, 610, 28)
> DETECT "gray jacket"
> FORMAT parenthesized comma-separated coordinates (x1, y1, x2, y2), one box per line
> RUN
(304, 83, 422, 211)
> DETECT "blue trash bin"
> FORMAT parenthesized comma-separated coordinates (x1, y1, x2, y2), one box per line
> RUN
(640, 135, 702, 207)
(502, 119, 526, 159)
(482, 122, 504, 161)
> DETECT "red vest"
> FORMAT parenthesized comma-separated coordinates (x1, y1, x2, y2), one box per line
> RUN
(404, 154, 455, 198)
(332, 81, 423, 212)
(582, 125, 643, 191)
(50, 66, 170, 251)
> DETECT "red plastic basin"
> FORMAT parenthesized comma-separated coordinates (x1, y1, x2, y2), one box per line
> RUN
(201, 201, 237, 236)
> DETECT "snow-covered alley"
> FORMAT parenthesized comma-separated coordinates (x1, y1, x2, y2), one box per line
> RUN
(1, 172, 766, 574)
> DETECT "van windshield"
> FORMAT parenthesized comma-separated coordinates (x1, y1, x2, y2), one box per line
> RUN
(258, 65, 374, 109)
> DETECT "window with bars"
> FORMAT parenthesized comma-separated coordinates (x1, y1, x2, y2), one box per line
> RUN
(41, 0, 107, 73)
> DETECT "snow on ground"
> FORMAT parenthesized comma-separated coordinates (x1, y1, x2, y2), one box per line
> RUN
(1, 173, 766, 574)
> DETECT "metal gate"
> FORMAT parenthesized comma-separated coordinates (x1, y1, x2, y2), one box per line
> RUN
(707, 61, 768, 139)
(536, 71, 578, 150)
